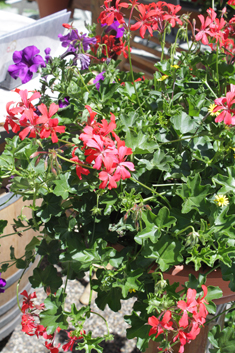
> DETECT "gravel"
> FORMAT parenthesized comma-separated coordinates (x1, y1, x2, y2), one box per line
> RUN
(1, 272, 141, 353)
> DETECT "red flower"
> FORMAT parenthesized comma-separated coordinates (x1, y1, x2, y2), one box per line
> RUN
(177, 288, 198, 328)
(62, 23, 72, 29)
(114, 146, 135, 180)
(98, 0, 125, 26)
(99, 166, 118, 189)
(38, 103, 66, 143)
(4, 101, 22, 133)
(163, 4, 183, 27)
(70, 147, 90, 180)
(130, 4, 158, 38)
(20, 290, 37, 313)
(62, 331, 84, 352)
(19, 108, 47, 140)
(21, 313, 37, 336)
(45, 341, 60, 353)
(148, 311, 174, 338)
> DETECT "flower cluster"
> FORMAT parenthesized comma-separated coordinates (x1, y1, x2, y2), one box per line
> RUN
(98, 0, 182, 38)
(4, 89, 65, 143)
(148, 286, 208, 353)
(20, 290, 85, 353)
(195, 7, 235, 56)
(72, 105, 135, 189)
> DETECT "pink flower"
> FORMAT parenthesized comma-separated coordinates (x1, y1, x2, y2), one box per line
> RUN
(99, 167, 118, 189)
(177, 288, 198, 328)
(70, 147, 90, 180)
(38, 103, 66, 142)
(214, 91, 235, 125)
(148, 310, 174, 338)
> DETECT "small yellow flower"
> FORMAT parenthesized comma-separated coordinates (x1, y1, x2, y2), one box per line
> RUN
(214, 194, 229, 207)
(157, 75, 169, 82)
(129, 288, 136, 293)
(208, 104, 220, 117)
(171, 65, 180, 69)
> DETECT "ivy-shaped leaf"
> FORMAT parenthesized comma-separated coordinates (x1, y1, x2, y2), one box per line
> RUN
(213, 167, 235, 193)
(53, 172, 76, 199)
(177, 173, 211, 213)
(29, 265, 63, 293)
(40, 288, 68, 334)
(135, 208, 176, 245)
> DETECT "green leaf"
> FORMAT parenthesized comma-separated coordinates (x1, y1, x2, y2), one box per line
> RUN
(0, 220, 7, 235)
(135, 209, 176, 245)
(53, 172, 76, 199)
(125, 311, 150, 340)
(138, 150, 174, 172)
(78, 332, 103, 353)
(40, 288, 68, 334)
(208, 325, 235, 353)
(95, 286, 122, 312)
(25, 236, 40, 252)
(141, 235, 183, 271)
(177, 174, 211, 213)
(125, 131, 157, 154)
(213, 167, 235, 193)
(29, 265, 63, 293)
(170, 111, 197, 135)
(36, 193, 63, 222)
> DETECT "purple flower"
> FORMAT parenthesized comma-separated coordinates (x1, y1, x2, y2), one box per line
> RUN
(105, 20, 125, 38)
(8, 45, 46, 84)
(58, 29, 78, 52)
(44, 47, 51, 63)
(93, 71, 106, 90)
(58, 30, 96, 53)
(59, 96, 70, 108)
(0, 273, 6, 293)
(78, 54, 90, 70)
(79, 33, 97, 52)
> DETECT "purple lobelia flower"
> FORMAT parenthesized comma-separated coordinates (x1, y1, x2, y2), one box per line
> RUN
(58, 96, 70, 108)
(93, 71, 106, 90)
(104, 20, 125, 38)
(8, 45, 46, 84)
(0, 273, 6, 293)
(78, 54, 90, 70)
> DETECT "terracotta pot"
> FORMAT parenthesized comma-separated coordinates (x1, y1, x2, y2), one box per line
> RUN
(36, 0, 71, 18)
(162, 265, 235, 305)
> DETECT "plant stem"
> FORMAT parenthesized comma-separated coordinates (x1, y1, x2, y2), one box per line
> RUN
(203, 80, 218, 99)
(0, 227, 32, 239)
(88, 266, 93, 308)
(64, 262, 70, 293)
(130, 177, 171, 209)
(56, 153, 93, 169)
(161, 27, 167, 61)
(90, 310, 110, 336)
(73, 70, 90, 92)
(127, 35, 144, 115)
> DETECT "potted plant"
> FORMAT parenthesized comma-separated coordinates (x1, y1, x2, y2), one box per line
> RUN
(1, 0, 235, 352)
